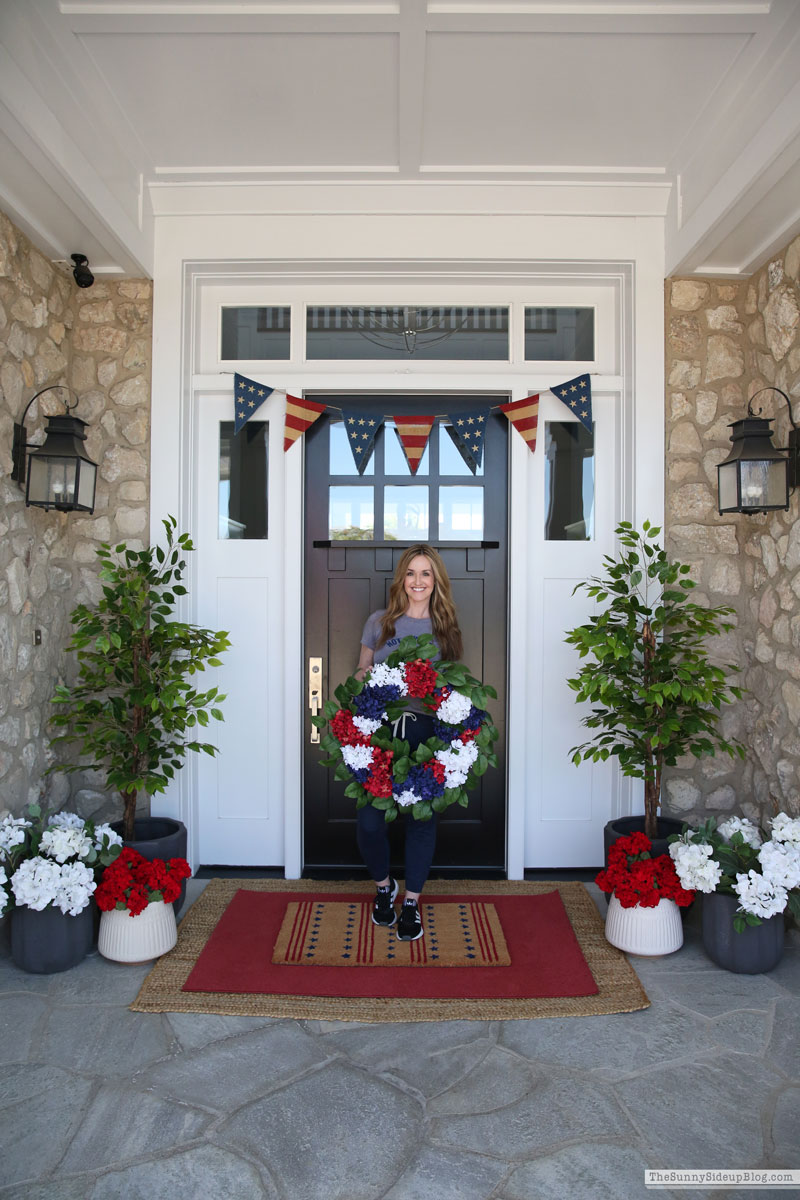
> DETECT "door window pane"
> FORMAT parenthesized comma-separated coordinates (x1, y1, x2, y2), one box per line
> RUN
(219, 421, 268, 539)
(329, 486, 374, 540)
(544, 422, 594, 541)
(329, 419, 375, 476)
(384, 486, 429, 541)
(439, 486, 484, 540)
(384, 420, 430, 476)
(524, 308, 594, 361)
(439, 423, 484, 476)
(221, 307, 290, 360)
(306, 306, 508, 360)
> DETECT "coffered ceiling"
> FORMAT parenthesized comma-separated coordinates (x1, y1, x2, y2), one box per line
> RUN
(1, 0, 799, 278)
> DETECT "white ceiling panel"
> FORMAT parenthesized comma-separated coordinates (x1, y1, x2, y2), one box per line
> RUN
(78, 31, 399, 168)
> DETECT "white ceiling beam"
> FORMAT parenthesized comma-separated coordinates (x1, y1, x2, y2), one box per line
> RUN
(397, 0, 427, 177)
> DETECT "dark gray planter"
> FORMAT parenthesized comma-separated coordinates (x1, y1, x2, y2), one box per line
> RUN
(110, 817, 189, 916)
(603, 815, 685, 865)
(701, 891, 785, 974)
(11, 904, 93, 974)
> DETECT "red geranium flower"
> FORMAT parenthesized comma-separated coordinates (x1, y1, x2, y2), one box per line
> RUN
(595, 832, 695, 909)
(96, 848, 192, 916)
(404, 659, 439, 699)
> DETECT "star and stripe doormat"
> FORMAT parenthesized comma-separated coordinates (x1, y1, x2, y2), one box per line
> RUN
(272, 898, 511, 967)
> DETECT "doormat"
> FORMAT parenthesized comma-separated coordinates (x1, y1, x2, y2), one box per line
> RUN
(273, 898, 511, 967)
(131, 879, 649, 1022)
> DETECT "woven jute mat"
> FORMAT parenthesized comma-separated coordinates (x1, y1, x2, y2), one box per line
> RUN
(131, 878, 649, 1022)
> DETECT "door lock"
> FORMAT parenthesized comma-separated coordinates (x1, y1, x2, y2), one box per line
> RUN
(309, 657, 322, 743)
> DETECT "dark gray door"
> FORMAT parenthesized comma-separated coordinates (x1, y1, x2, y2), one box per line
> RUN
(304, 394, 508, 873)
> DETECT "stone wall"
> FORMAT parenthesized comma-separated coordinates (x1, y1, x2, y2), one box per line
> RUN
(0, 209, 152, 822)
(664, 235, 800, 825)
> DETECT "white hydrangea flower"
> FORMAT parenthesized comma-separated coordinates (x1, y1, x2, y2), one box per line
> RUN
(435, 739, 479, 789)
(435, 689, 473, 726)
(341, 744, 375, 772)
(40, 826, 93, 864)
(395, 789, 419, 808)
(0, 866, 8, 917)
(353, 716, 382, 737)
(93, 823, 123, 850)
(366, 664, 408, 694)
(717, 816, 762, 848)
(0, 816, 31, 854)
(758, 840, 800, 891)
(48, 812, 86, 831)
(770, 812, 800, 847)
(733, 870, 788, 920)
(669, 842, 723, 893)
(53, 862, 96, 916)
(11, 857, 62, 911)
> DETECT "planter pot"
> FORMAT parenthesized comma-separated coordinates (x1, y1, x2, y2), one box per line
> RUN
(603, 815, 685, 866)
(98, 899, 178, 963)
(110, 817, 188, 916)
(10, 904, 94, 974)
(604, 894, 684, 956)
(701, 891, 784, 974)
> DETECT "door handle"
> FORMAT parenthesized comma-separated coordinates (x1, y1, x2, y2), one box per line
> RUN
(309, 657, 322, 744)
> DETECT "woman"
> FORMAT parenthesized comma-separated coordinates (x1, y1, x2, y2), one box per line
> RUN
(355, 544, 463, 942)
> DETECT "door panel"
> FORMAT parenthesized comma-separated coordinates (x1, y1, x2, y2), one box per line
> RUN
(304, 394, 508, 873)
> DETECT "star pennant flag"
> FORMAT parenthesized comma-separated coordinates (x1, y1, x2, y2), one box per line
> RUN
(283, 394, 327, 452)
(446, 409, 490, 474)
(234, 372, 274, 435)
(392, 414, 435, 475)
(499, 395, 540, 454)
(553, 373, 593, 432)
(342, 411, 382, 474)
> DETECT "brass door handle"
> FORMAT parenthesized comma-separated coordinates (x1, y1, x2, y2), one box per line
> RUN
(309, 657, 322, 743)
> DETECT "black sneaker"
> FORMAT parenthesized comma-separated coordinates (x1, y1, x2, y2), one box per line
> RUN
(396, 899, 423, 942)
(372, 877, 398, 927)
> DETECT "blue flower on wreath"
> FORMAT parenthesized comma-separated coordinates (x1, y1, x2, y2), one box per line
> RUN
(403, 764, 446, 801)
(434, 706, 486, 743)
(353, 684, 402, 721)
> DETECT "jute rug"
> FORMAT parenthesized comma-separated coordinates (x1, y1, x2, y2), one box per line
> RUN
(131, 879, 649, 1022)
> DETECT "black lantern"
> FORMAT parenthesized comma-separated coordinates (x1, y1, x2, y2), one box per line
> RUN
(12, 386, 98, 513)
(717, 387, 799, 515)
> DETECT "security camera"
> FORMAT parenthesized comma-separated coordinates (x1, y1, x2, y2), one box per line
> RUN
(71, 253, 94, 288)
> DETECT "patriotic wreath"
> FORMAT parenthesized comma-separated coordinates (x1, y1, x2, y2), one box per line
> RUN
(314, 635, 498, 823)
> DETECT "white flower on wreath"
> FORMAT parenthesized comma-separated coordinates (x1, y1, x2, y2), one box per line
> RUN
(758, 840, 800, 891)
(717, 816, 762, 849)
(353, 716, 382, 737)
(435, 689, 473, 727)
(0, 815, 31, 854)
(771, 812, 800, 847)
(395, 790, 419, 808)
(366, 664, 408, 694)
(341, 744, 375, 772)
(435, 739, 479, 789)
(669, 841, 723, 893)
(733, 869, 788, 920)
(40, 826, 93, 864)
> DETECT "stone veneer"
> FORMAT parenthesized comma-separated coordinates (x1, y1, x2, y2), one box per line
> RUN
(664, 234, 800, 825)
(0, 209, 152, 822)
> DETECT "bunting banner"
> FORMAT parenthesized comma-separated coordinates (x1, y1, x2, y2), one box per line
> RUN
(447, 410, 490, 474)
(235, 372, 274, 435)
(342, 411, 383, 474)
(283, 394, 327, 452)
(499, 395, 540, 454)
(392, 414, 435, 475)
(552, 373, 592, 431)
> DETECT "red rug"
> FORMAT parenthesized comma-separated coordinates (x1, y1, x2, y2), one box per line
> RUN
(183, 888, 599, 1000)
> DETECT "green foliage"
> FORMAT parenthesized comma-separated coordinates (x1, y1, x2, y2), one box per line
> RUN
(49, 516, 231, 841)
(565, 521, 745, 839)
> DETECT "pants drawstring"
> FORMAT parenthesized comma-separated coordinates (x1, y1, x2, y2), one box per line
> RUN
(391, 712, 418, 741)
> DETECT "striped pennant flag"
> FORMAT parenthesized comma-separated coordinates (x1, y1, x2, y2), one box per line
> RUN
(283, 394, 327, 452)
(499, 394, 540, 454)
(552, 373, 593, 432)
(392, 414, 435, 475)
(234, 372, 274, 435)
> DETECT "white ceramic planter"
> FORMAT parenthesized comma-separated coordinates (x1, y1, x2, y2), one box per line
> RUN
(604, 894, 684, 956)
(98, 899, 177, 963)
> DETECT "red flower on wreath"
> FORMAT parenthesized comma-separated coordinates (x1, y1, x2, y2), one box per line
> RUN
(595, 833, 694, 909)
(363, 748, 395, 798)
(330, 709, 370, 747)
(95, 848, 191, 917)
(404, 659, 439, 700)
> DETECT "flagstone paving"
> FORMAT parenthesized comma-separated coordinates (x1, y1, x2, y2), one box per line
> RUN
(0, 883, 797, 1200)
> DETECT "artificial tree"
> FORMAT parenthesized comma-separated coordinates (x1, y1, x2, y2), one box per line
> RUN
(565, 520, 745, 841)
(50, 516, 230, 841)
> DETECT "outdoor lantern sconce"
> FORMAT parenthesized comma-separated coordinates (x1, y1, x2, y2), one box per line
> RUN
(11, 385, 98, 513)
(717, 386, 800, 515)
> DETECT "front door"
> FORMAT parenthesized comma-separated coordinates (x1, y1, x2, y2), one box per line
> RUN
(304, 394, 508, 874)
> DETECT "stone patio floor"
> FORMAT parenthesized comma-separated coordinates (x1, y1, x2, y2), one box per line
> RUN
(0, 880, 798, 1200)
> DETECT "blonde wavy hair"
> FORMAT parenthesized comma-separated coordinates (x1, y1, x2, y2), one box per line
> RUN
(377, 544, 463, 662)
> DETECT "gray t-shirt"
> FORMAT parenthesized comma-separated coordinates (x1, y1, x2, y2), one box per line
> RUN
(361, 610, 440, 665)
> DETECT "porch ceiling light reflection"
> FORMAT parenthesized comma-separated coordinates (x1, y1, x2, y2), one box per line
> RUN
(717, 387, 799, 515)
(11, 385, 98, 513)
